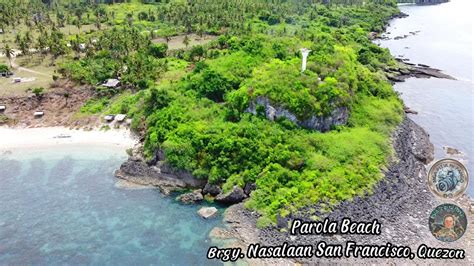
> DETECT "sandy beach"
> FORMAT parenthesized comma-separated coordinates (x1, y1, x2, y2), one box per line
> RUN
(0, 126, 137, 150)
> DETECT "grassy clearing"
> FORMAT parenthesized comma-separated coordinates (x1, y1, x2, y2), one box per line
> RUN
(0, 55, 56, 97)
(152, 34, 217, 50)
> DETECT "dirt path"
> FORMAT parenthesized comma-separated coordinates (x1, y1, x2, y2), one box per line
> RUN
(11, 56, 50, 77)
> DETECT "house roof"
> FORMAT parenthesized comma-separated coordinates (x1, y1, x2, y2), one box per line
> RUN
(102, 79, 120, 88)
(115, 114, 126, 122)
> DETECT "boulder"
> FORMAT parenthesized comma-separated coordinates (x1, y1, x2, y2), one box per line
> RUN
(407, 119, 434, 164)
(215, 186, 247, 204)
(176, 189, 204, 204)
(114, 159, 187, 195)
(115, 156, 207, 195)
(203, 183, 222, 196)
(276, 213, 290, 229)
(198, 207, 218, 219)
(243, 182, 256, 196)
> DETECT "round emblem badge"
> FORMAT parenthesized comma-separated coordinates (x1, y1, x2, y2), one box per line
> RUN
(427, 159, 469, 199)
(429, 203, 467, 242)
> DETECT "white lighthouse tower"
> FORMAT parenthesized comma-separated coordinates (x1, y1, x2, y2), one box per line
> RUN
(300, 48, 311, 72)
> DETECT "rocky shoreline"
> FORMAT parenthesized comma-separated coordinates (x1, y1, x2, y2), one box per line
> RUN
(114, 147, 255, 205)
(111, 113, 473, 264)
(215, 116, 474, 264)
(386, 60, 456, 83)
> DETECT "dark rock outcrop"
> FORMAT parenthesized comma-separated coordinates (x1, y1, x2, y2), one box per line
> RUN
(246, 96, 349, 132)
(158, 161, 206, 188)
(176, 189, 204, 204)
(115, 159, 186, 195)
(403, 106, 418, 114)
(406, 119, 434, 164)
(389, 60, 456, 82)
(392, 11, 409, 19)
(215, 186, 247, 204)
(243, 182, 256, 196)
(115, 157, 206, 195)
(203, 183, 222, 196)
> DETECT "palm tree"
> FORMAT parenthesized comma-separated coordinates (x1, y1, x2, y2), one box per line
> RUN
(19, 39, 29, 58)
(15, 33, 21, 45)
(37, 32, 48, 56)
(3, 44, 14, 68)
(25, 30, 32, 43)
(126, 13, 134, 27)
(95, 16, 101, 30)
(74, 19, 82, 33)
(183, 35, 190, 48)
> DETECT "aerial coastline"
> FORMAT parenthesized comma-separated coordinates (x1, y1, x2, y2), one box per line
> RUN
(210, 3, 474, 264)
(0, 0, 472, 264)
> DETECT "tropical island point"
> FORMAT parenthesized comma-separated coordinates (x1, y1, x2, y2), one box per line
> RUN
(0, 0, 472, 264)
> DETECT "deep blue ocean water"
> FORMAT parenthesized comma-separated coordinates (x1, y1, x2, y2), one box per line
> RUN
(0, 146, 222, 265)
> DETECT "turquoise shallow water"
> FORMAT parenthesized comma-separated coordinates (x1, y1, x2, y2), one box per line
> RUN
(0, 146, 222, 265)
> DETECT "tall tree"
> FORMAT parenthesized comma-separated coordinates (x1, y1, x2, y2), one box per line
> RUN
(183, 35, 190, 48)
(3, 44, 14, 68)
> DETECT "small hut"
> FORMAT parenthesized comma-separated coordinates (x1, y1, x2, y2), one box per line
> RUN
(115, 114, 126, 123)
(101, 79, 120, 88)
(104, 115, 115, 122)
(0, 105, 6, 112)
(14, 77, 21, 83)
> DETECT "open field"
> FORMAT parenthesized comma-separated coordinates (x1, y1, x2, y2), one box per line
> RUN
(152, 33, 217, 50)
(0, 55, 56, 97)
(104, 1, 154, 24)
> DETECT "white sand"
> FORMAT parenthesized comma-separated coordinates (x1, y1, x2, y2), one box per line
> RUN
(0, 126, 137, 150)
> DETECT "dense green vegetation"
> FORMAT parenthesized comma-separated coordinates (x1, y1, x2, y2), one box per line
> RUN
(0, 64, 9, 72)
(1, 0, 405, 226)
